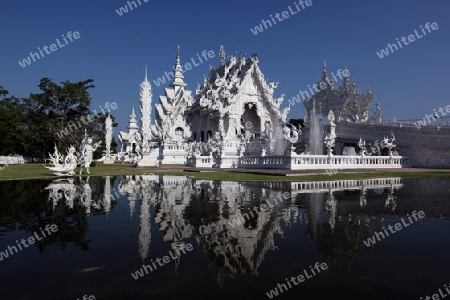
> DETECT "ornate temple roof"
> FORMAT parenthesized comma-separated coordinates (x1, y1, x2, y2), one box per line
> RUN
(189, 46, 289, 122)
(306, 62, 376, 123)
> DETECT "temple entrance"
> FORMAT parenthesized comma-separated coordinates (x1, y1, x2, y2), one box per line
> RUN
(241, 104, 261, 138)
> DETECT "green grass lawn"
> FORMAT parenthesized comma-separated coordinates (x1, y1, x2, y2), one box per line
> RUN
(1, 163, 450, 181)
(0, 163, 139, 180)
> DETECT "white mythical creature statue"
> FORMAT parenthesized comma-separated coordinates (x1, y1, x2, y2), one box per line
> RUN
(380, 132, 396, 157)
(357, 138, 366, 156)
(283, 124, 301, 144)
(324, 134, 335, 156)
(374, 102, 382, 122)
(44, 145, 78, 176)
(371, 140, 381, 156)
(79, 133, 102, 175)
(380, 132, 396, 152)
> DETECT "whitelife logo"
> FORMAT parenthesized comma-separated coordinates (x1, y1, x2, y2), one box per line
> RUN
(265, 261, 328, 298)
(376, 22, 438, 59)
(250, 0, 313, 35)
(363, 210, 425, 247)
(131, 243, 194, 280)
(414, 104, 450, 129)
(115, 0, 149, 16)
(421, 283, 450, 300)
(18, 31, 81, 68)
(0, 224, 59, 261)
(77, 296, 95, 300)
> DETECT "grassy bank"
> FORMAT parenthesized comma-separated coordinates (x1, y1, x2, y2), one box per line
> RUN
(1, 164, 450, 182)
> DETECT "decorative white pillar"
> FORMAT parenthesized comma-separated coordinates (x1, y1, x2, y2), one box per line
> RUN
(104, 114, 114, 164)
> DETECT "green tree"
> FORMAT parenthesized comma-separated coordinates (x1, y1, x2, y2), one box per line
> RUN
(28, 78, 94, 149)
(0, 96, 27, 155)
(0, 79, 118, 161)
(0, 86, 9, 98)
(18, 78, 98, 160)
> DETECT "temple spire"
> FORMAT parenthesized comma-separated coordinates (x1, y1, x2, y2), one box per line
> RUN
(171, 45, 187, 88)
(219, 45, 225, 65)
(343, 65, 350, 87)
(140, 66, 153, 140)
(322, 60, 328, 82)
(320, 60, 333, 89)
(128, 106, 138, 129)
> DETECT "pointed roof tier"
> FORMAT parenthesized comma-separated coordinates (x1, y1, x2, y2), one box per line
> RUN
(153, 46, 192, 143)
(128, 107, 139, 130)
(170, 46, 187, 88)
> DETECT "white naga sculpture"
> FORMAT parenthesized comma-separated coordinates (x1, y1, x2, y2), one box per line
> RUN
(79, 131, 101, 175)
(44, 145, 78, 176)
(283, 124, 302, 154)
(283, 124, 301, 144)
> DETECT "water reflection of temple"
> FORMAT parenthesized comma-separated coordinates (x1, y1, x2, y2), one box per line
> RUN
(115, 175, 404, 285)
(44, 175, 404, 284)
(44, 176, 120, 251)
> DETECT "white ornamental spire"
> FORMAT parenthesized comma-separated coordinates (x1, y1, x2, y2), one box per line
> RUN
(105, 114, 113, 159)
(219, 45, 226, 65)
(140, 66, 153, 140)
(128, 106, 139, 130)
(171, 45, 187, 88)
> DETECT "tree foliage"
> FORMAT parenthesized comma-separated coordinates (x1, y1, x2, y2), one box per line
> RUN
(0, 79, 117, 161)
(0, 86, 9, 98)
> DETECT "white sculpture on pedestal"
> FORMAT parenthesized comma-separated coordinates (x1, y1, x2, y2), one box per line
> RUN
(79, 131, 101, 175)
(381, 132, 396, 157)
(324, 135, 335, 156)
(358, 138, 366, 156)
(104, 114, 114, 164)
(283, 124, 301, 154)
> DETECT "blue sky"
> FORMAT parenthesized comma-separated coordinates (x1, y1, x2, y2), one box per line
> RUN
(1, 0, 449, 135)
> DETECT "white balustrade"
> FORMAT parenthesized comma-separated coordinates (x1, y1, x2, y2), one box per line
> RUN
(187, 152, 410, 170)
(0, 155, 25, 165)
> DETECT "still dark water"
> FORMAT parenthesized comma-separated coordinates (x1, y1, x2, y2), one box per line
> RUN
(0, 175, 449, 300)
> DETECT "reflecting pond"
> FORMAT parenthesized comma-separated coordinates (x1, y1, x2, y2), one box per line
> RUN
(1, 176, 450, 300)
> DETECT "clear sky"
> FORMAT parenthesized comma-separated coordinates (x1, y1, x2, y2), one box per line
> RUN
(1, 0, 449, 135)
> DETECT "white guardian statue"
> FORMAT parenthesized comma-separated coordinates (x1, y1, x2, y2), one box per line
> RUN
(79, 130, 101, 175)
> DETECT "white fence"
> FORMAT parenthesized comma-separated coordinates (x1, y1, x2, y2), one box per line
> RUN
(188, 154, 410, 170)
(290, 155, 410, 170)
(0, 155, 25, 165)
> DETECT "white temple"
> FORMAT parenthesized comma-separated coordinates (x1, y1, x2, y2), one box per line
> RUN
(115, 45, 450, 169)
